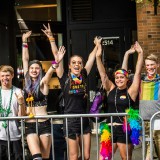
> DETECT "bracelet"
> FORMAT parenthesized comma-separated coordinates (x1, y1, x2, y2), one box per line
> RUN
(49, 37, 55, 42)
(52, 65, 56, 69)
(22, 44, 28, 48)
(52, 63, 59, 69)
(52, 60, 58, 65)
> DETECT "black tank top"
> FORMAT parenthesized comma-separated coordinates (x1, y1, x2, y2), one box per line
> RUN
(24, 89, 47, 107)
(107, 87, 135, 123)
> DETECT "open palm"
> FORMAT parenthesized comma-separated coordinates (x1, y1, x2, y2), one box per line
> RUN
(56, 46, 66, 63)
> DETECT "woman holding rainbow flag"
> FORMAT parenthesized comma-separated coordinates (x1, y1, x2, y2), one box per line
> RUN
(96, 41, 143, 160)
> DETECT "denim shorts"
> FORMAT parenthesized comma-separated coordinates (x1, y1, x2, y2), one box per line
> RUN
(63, 117, 91, 140)
(25, 119, 51, 136)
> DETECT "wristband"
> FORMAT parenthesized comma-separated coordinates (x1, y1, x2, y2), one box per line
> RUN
(52, 65, 56, 69)
(22, 44, 28, 48)
(52, 64, 59, 69)
(52, 60, 58, 65)
(49, 37, 55, 42)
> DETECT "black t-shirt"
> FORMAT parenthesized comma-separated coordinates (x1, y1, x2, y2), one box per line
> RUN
(107, 87, 135, 123)
(59, 69, 87, 114)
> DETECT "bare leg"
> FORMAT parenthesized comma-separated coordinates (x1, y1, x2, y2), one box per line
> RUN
(117, 143, 133, 160)
(27, 134, 41, 156)
(66, 137, 79, 160)
(39, 134, 52, 158)
(79, 133, 91, 160)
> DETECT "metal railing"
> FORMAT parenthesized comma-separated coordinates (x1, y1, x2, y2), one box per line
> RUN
(150, 111, 160, 160)
(0, 113, 145, 160)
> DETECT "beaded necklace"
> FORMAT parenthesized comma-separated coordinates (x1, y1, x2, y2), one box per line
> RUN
(0, 86, 13, 128)
(115, 87, 130, 123)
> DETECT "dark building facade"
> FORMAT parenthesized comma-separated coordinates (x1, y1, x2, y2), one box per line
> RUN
(0, 0, 137, 110)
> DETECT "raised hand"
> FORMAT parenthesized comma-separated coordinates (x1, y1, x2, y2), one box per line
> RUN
(94, 36, 102, 46)
(15, 90, 25, 105)
(97, 36, 102, 45)
(41, 23, 53, 38)
(126, 45, 135, 55)
(22, 31, 32, 42)
(134, 41, 143, 54)
(56, 46, 66, 63)
(96, 37, 103, 57)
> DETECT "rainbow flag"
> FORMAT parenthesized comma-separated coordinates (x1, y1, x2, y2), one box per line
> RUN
(140, 80, 160, 100)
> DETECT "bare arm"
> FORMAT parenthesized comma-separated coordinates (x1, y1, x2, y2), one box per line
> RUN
(128, 41, 143, 101)
(41, 66, 55, 86)
(84, 37, 102, 75)
(40, 46, 65, 95)
(96, 43, 115, 91)
(122, 46, 135, 70)
(41, 23, 58, 60)
(42, 24, 65, 78)
(55, 46, 66, 78)
(15, 90, 26, 116)
(22, 31, 32, 76)
(18, 103, 26, 116)
(41, 46, 65, 84)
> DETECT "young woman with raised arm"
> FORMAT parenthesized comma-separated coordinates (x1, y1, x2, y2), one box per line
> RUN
(96, 41, 143, 160)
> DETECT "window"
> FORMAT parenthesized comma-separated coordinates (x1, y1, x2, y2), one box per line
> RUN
(15, 0, 62, 22)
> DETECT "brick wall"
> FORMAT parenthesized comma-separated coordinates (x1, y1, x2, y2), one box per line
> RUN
(136, 2, 160, 73)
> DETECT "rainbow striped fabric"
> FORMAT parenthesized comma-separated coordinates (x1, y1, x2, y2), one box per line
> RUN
(140, 75, 160, 100)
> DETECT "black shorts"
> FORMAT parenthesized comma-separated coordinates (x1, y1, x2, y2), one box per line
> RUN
(25, 119, 51, 136)
(112, 125, 132, 144)
(0, 139, 23, 160)
(63, 117, 91, 140)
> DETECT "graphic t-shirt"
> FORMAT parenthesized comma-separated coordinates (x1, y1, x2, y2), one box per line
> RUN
(59, 69, 87, 114)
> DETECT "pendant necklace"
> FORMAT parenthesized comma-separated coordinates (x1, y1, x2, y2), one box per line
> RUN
(0, 86, 13, 128)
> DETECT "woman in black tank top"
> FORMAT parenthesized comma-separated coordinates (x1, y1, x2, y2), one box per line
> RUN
(22, 24, 62, 160)
(96, 41, 143, 160)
